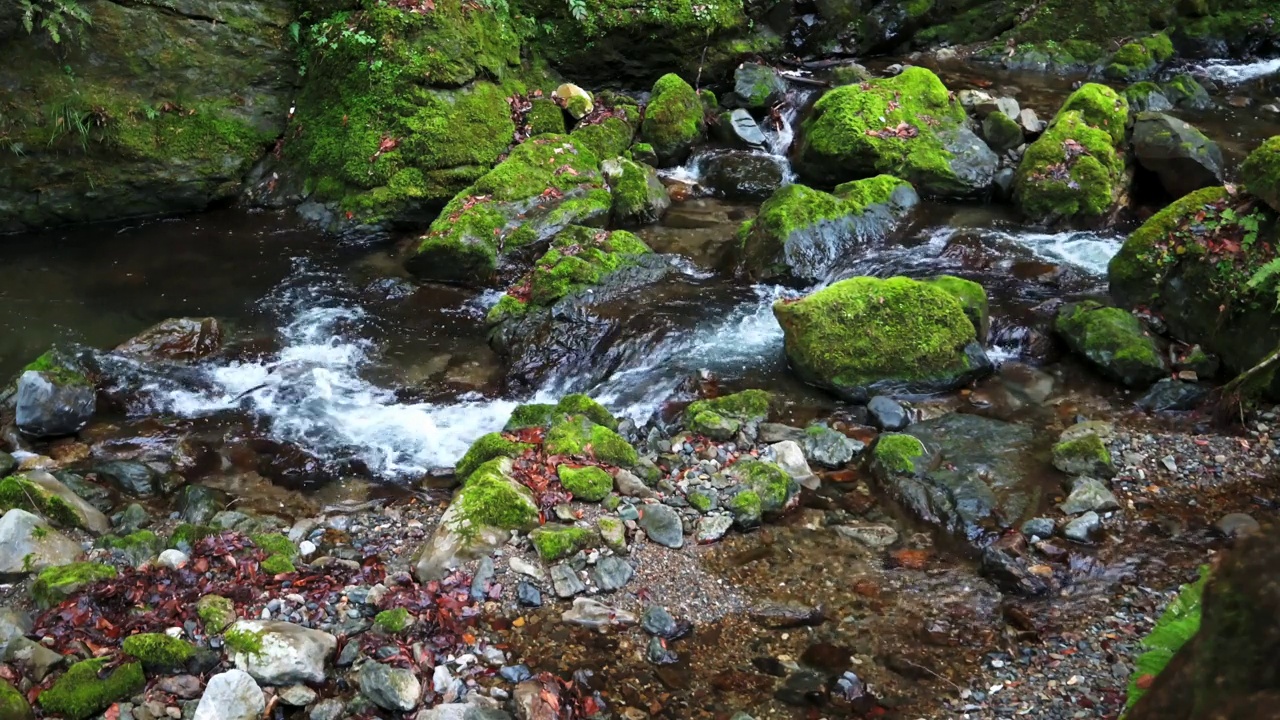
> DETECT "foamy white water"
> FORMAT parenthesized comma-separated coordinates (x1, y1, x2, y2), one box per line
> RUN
(1197, 57, 1280, 84)
(1004, 230, 1122, 275)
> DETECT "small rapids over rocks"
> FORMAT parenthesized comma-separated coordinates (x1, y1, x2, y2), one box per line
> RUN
(1195, 57, 1280, 84)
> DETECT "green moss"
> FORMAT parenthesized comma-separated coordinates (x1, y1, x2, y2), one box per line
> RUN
(1124, 567, 1209, 711)
(556, 465, 613, 502)
(832, 174, 911, 209)
(687, 489, 714, 512)
(797, 67, 969, 193)
(250, 533, 296, 559)
(555, 394, 618, 430)
(606, 157, 665, 226)
(872, 434, 927, 474)
(1052, 434, 1112, 471)
(773, 276, 977, 396)
(1108, 186, 1229, 304)
(504, 403, 558, 431)
(730, 460, 794, 514)
(486, 294, 529, 325)
(97, 530, 164, 566)
(529, 525, 596, 561)
(38, 659, 145, 720)
(1241, 137, 1280, 212)
(684, 389, 771, 424)
(1162, 73, 1212, 109)
(261, 554, 296, 574)
(0, 679, 31, 719)
(630, 142, 658, 166)
(523, 226, 652, 307)
(1054, 301, 1166, 385)
(168, 523, 213, 553)
(688, 410, 741, 440)
(571, 116, 634, 161)
(32, 562, 118, 608)
(122, 633, 194, 669)
(1056, 83, 1130, 145)
(528, 98, 567, 136)
(728, 490, 762, 526)
(1014, 111, 1126, 222)
(640, 73, 703, 164)
(545, 415, 639, 467)
(196, 595, 235, 630)
(22, 349, 90, 387)
(456, 432, 534, 482)
(374, 607, 413, 633)
(456, 459, 539, 531)
(924, 275, 989, 340)
(0, 476, 82, 528)
(223, 626, 266, 657)
(1105, 34, 1174, 79)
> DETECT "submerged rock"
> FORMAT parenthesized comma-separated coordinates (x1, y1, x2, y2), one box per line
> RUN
(114, 317, 223, 362)
(1132, 112, 1223, 198)
(561, 598, 637, 629)
(796, 67, 996, 197)
(737, 177, 919, 284)
(14, 349, 95, 438)
(774, 276, 992, 401)
(1054, 301, 1166, 388)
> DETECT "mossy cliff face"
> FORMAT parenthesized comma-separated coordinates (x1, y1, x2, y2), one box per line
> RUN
(795, 67, 995, 197)
(0, 0, 295, 233)
(1108, 182, 1280, 391)
(773, 275, 992, 401)
(285, 0, 548, 228)
(1014, 84, 1130, 225)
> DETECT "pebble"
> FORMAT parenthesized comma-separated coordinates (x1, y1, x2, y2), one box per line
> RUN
(641, 606, 678, 638)
(1062, 511, 1100, 542)
(589, 556, 634, 591)
(550, 564, 585, 598)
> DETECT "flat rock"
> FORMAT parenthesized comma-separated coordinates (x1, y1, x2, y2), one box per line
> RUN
(637, 504, 684, 548)
(550, 564, 585, 598)
(360, 661, 422, 712)
(589, 556, 633, 592)
(230, 620, 336, 686)
(560, 597, 637, 629)
(696, 514, 733, 543)
(833, 523, 899, 549)
(1059, 477, 1119, 515)
(193, 669, 264, 720)
(1062, 511, 1101, 542)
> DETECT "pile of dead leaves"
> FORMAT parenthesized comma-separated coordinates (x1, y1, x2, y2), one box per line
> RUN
(865, 122, 919, 140)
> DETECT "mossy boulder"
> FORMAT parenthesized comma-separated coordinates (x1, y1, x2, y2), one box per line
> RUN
(1132, 112, 1223, 199)
(38, 658, 145, 720)
(31, 562, 117, 609)
(404, 135, 609, 285)
(1161, 74, 1213, 111)
(728, 489, 762, 529)
(557, 465, 613, 502)
(1102, 33, 1174, 81)
(981, 110, 1024, 153)
(530, 525, 597, 561)
(870, 433, 927, 476)
(1125, 82, 1174, 113)
(795, 67, 996, 197)
(1014, 110, 1128, 224)
(122, 632, 195, 672)
(737, 178, 920, 284)
(640, 74, 705, 166)
(924, 275, 991, 342)
(455, 433, 534, 483)
(1057, 83, 1130, 145)
(687, 411, 741, 441)
(602, 158, 670, 227)
(571, 116, 635, 163)
(1241, 136, 1280, 213)
(414, 457, 539, 581)
(1054, 301, 1167, 387)
(97, 530, 165, 567)
(0, 472, 107, 533)
(502, 394, 617, 432)
(726, 459, 797, 516)
(1051, 434, 1116, 477)
(545, 415, 638, 467)
(684, 390, 771, 427)
(773, 276, 992, 401)
(504, 404, 559, 432)
(0, 678, 32, 720)
(528, 98, 567, 136)
(733, 63, 785, 110)
(14, 348, 95, 438)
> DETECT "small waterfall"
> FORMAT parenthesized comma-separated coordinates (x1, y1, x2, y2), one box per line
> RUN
(1196, 57, 1280, 84)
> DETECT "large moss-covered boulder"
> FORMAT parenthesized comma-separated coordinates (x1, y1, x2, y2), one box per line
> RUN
(1241, 136, 1280, 213)
(1132, 112, 1223, 199)
(486, 226, 668, 390)
(737, 177, 920, 284)
(413, 457, 538, 581)
(283, 0, 539, 228)
(0, 0, 292, 233)
(1014, 96, 1128, 224)
(1109, 185, 1280, 392)
(1055, 301, 1167, 387)
(602, 158, 669, 227)
(869, 414, 1039, 547)
(773, 276, 992, 401)
(640, 74, 705, 166)
(1102, 33, 1174, 81)
(403, 135, 610, 284)
(14, 348, 95, 438)
(38, 658, 144, 720)
(795, 67, 997, 197)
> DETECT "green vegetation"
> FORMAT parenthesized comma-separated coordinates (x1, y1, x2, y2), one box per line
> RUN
(38, 658, 144, 720)
(0, 475, 82, 528)
(19, 0, 91, 45)
(374, 607, 413, 633)
(545, 414, 638, 466)
(0, 678, 32, 719)
(730, 460, 794, 514)
(728, 490, 762, 526)
(1125, 568, 1209, 711)
(168, 523, 213, 552)
(639, 73, 704, 164)
(32, 562, 117, 608)
(1104, 33, 1173, 80)
(1015, 112, 1125, 222)
(556, 465, 613, 501)
(684, 389, 771, 424)
(260, 554, 296, 574)
(571, 116, 634, 161)
(504, 403, 558, 431)
(872, 434, 927, 474)
(122, 633, 194, 669)
(529, 525, 596, 561)
(925, 275, 990, 340)
(1054, 301, 1166, 386)
(22, 350, 89, 387)
(455, 433, 534, 481)
(197, 594, 236, 630)
(1052, 434, 1113, 474)
(455, 459, 539, 531)
(1241, 136, 1280, 213)
(224, 625, 266, 657)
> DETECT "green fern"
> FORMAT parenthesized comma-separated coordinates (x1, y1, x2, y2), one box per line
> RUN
(1123, 567, 1210, 713)
(1246, 257, 1280, 310)
(19, 0, 92, 45)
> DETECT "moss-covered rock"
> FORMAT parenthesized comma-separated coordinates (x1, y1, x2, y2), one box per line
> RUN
(14, 348, 96, 439)
(640, 74, 705, 166)
(981, 110, 1024, 152)
(1132, 112, 1223, 199)
(1161, 74, 1213, 111)
(197, 594, 237, 630)
(687, 411, 741, 441)
(97, 530, 165, 567)
(924, 275, 990, 342)
(122, 632, 195, 671)
(553, 83, 594, 120)
(727, 460, 797, 515)
(870, 433, 927, 476)
(545, 415, 638, 467)
(1241, 136, 1280, 213)
(556, 465, 613, 501)
(1057, 83, 1130, 145)
(1103, 33, 1174, 80)
(37, 658, 145, 720)
(31, 562, 117, 609)
(737, 178, 919, 284)
(528, 98, 568, 136)
(773, 276, 991, 400)
(728, 489, 763, 529)
(603, 157, 670, 227)
(1125, 82, 1174, 113)
(504, 403, 559, 431)
(684, 390, 772, 428)
(373, 608, 413, 634)
(0, 678, 33, 720)
(404, 135, 609, 285)
(455, 433, 534, 483)
(261, 554, 296, 574)
(1054, 301, 1167, 387)
(554, 394, 619, 431)
(529, 525, 597, 561)
(796, 67, 996, 197)
(1051, 434, 1116, 477)
(571, 116, 635, 163)
(0, 475, 89, 531)
(734, 63, 785, 110)
(1014, 111, 1127, 224)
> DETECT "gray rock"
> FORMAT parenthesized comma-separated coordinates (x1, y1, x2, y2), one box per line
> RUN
(0, 509, 83, 574)
(977, 96, 1020, 120)
(1020, 517, 1056, 538)
(637, 504, 684, 548)
(413, 458, 534, 582)
(700, 151, 787, 201)
(992, 167, 1016, 200)
(1215, 512, 1261, 538)
(646, 636, 679, 664)
(1137, 379, 1210, 412)
(1017, 108, 1045, 134)
(613, 469, 657, 499)
(938, 126, 998, 194)
(1162, 74, 1213, 110)
(957, 89, 994, 112)
(158, 549, 190, 569)
(277, 684, 318, 706)
(309, 698, 346, 720)
(696, 514, 733, 543)
(229, 620, 336, 685)
(1059, 477, 1119, 515)
(1126, 86, 1173, 112)
(1062, 511, 1101, 542)
(719, 108, 768, 150)
(596, 516, 627, 553)
(92, 460, 159, 497)
(602, 157, 670, 227)
(154, 675, 203, 699)
(470, 557, 495, 602)
(590, 556, 633, 591)
(175, 484, 230, 525)
(550, 564, 585, 598)
(0, 607, 31, 658)
(417, 704, 514, 720)
(15, 352, 95, 438)
(1132, 112, 1223, 198)
(769, 440, 819, 490)
(508, 556, 545, 582)
(833, 522, 899, 549)
(980, 542, 1049, 597)
(4, 636, 65, 680)
(734, 62, 786, 110)
(114, 317, 223, 362)
(359, 661, 422, 712)
(641, 605, 679, 637)
(867, 396, 909, 430)
(516, 581, 542, 607)
(113, 502, 151, 534)
(21, 470, 110, 533)
(193, 669, 264, 720)
(560, 597, 637, 629)
(759, 423, 805, 444)
(800, 424, 861, 468)
(0, 452, 15, 477)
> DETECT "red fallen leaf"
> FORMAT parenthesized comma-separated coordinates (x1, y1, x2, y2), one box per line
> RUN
(104, 704, 121, 720)
(1135, 674, 1155, 690)
(888, 548, 931, 569)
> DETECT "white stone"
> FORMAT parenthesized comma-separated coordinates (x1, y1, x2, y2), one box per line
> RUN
(229, 620, 336, 685)
(770, 440, 820, 490)
(0, 509, 83, 574)
(298, 540, 317, 558)
(158, 549, 189, 569)
(193, 669, 264, 720)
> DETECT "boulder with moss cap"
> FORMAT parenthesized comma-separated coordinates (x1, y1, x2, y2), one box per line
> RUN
(14, 348, 96, 438)
(1132, 112, 1223, 198)
(404, 135, 611, 285)
(640, 74, 705, 166)
(683, 389, 772, 441)
(414, 457, 539, 581)
(1054, 301, 1166, 388)
(603, 157, 670, 227)
(1241, 136, 1280, 213)
(228, 620, 336, 686)
(37, 658, 145, 720)
(737, 177, 920, 284)
(795, 67, 996, 197)
(724, 459, 798, 516)
(773, 276, 992, 401)
(1102, 33, 1174, 81)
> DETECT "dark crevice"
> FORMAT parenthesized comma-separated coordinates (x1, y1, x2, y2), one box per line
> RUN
(99, 0, 237, 27)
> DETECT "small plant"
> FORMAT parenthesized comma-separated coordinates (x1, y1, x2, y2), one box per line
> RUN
(19, 0, 91, 45)
(567, 0, 589, 21)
